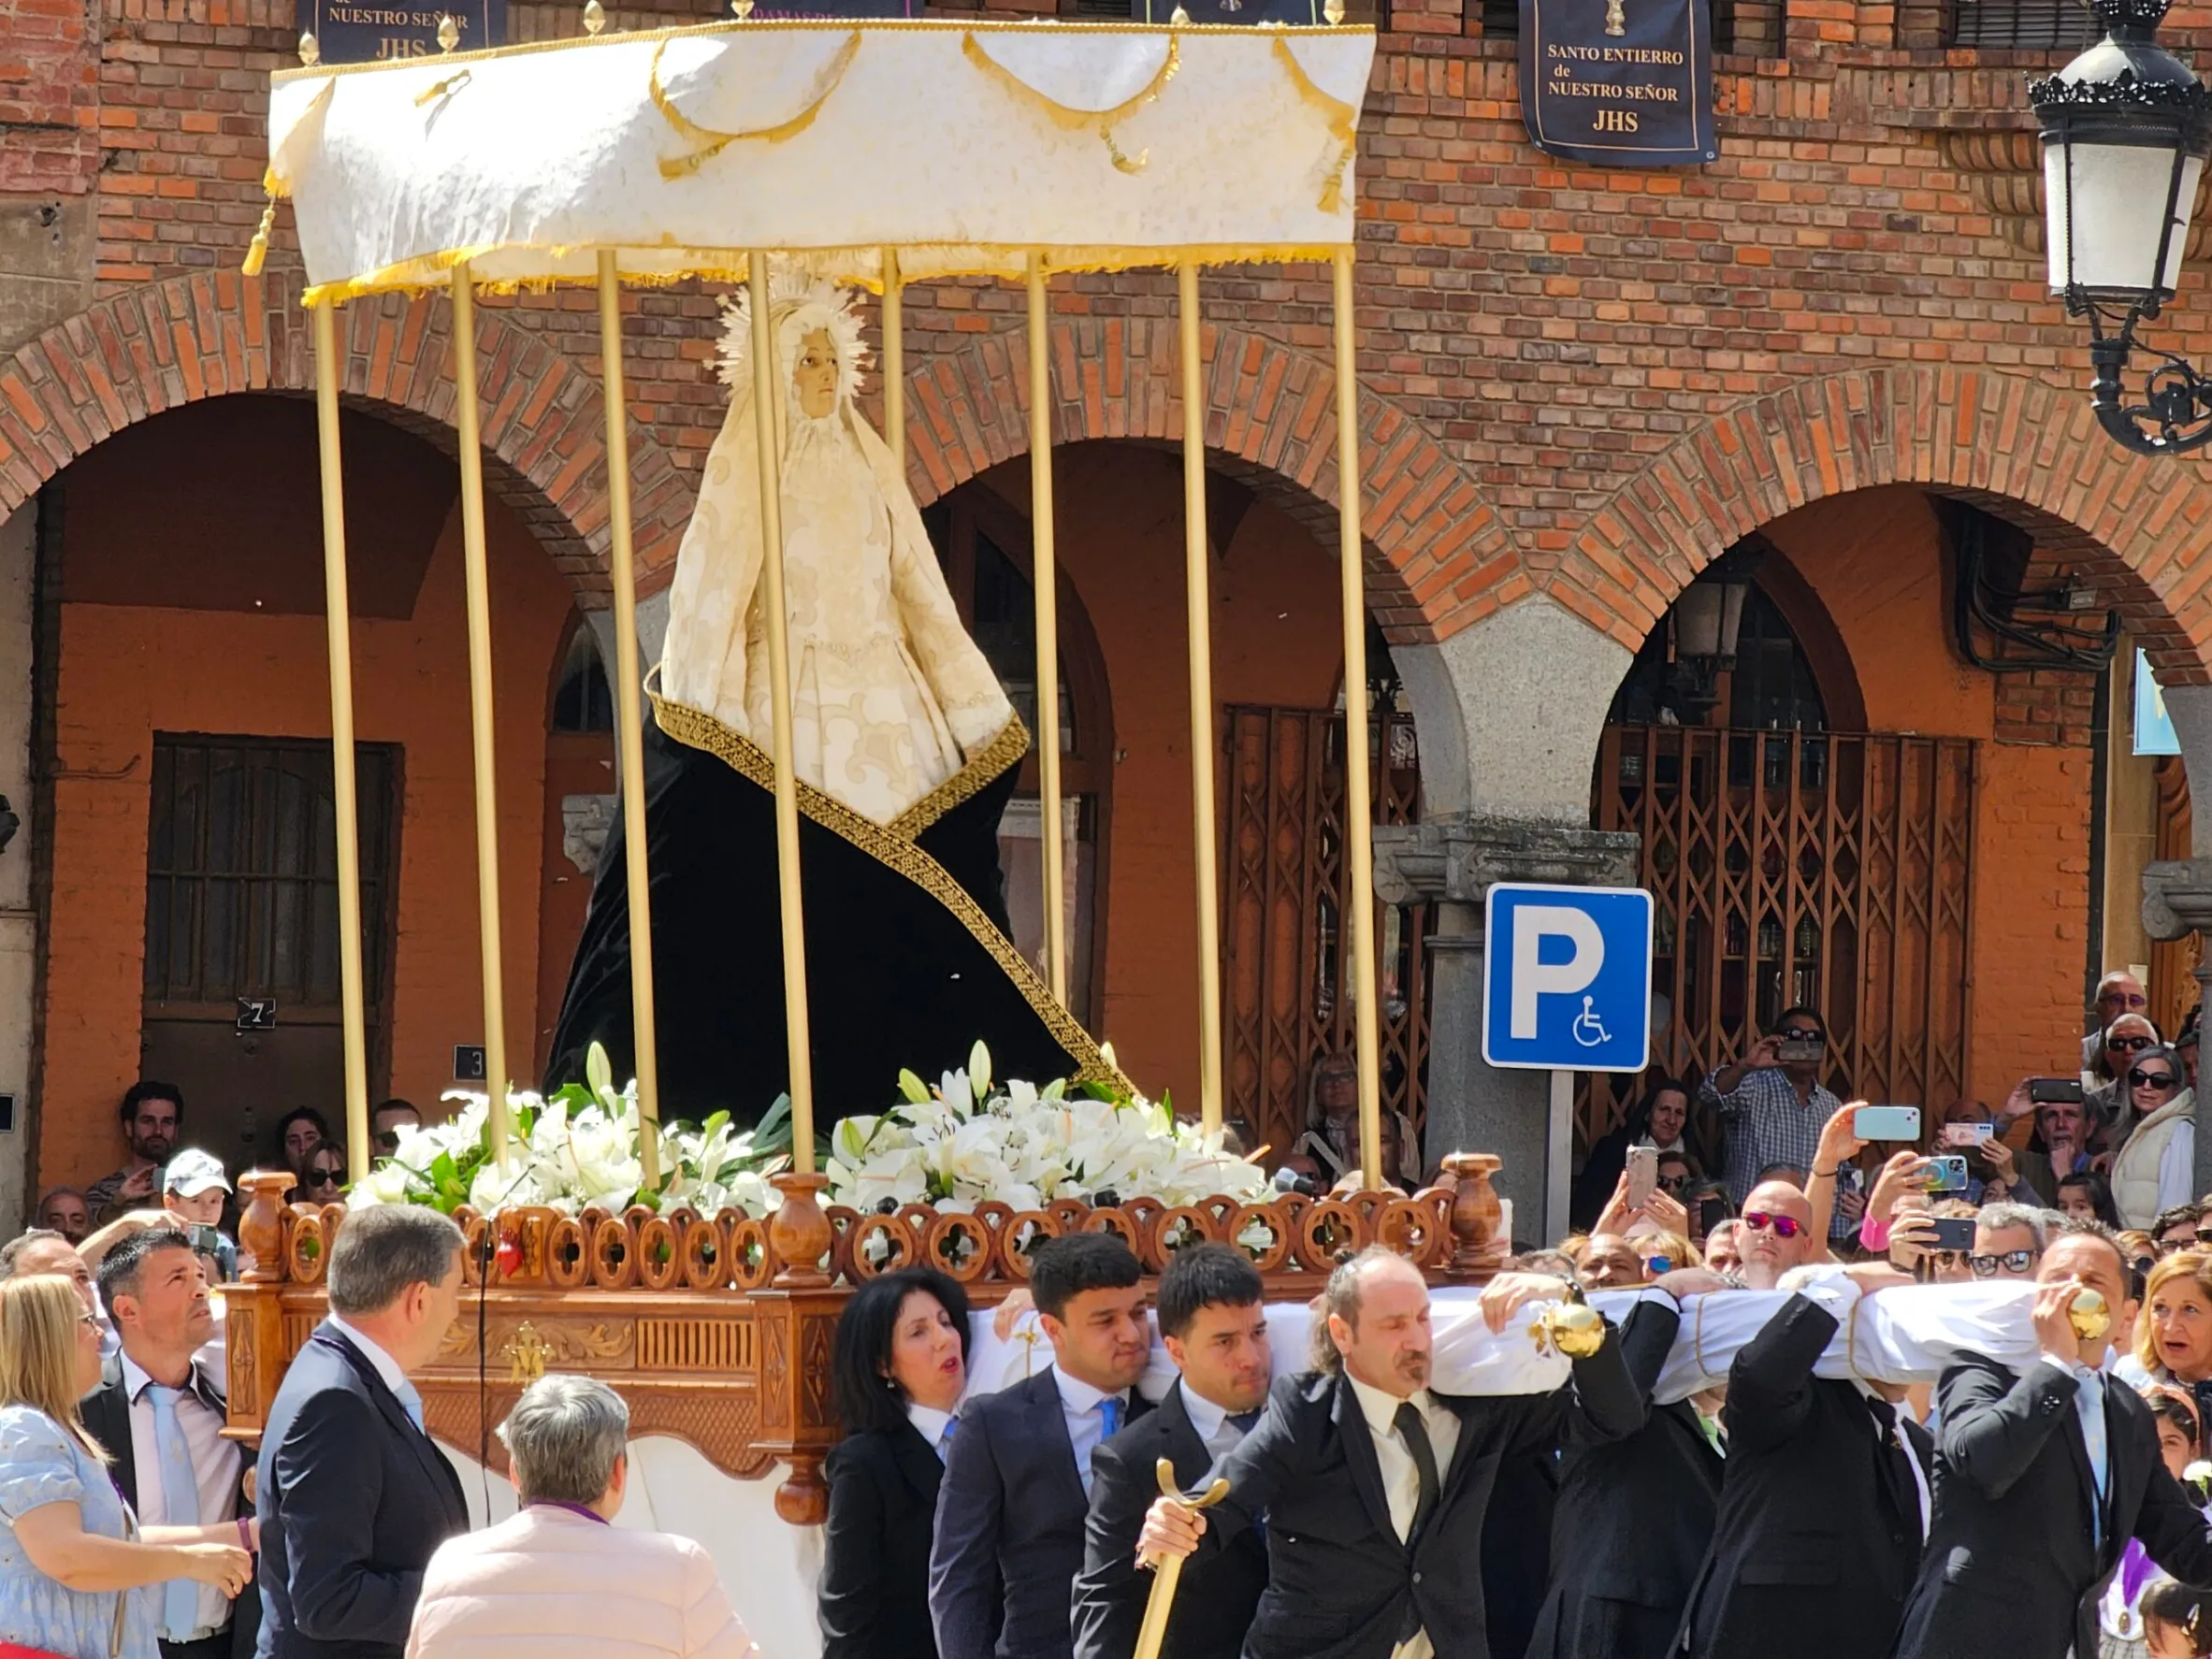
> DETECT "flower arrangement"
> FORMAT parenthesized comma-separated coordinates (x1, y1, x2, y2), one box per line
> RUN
(349, 1043, 781, 1219)
(346, 1041, 1269, 1220)
(825, 1042, 1268, 1213)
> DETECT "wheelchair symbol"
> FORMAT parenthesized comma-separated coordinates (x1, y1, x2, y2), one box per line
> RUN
(1571, 996, 1611, 1048)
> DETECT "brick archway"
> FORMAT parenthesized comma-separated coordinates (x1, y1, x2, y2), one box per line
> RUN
(1549, 365, 2212, 684)
(0, 270, 692, 602)
(895, 317, 1519, 646)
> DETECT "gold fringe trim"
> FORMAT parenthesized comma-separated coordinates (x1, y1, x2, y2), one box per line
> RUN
(648, 687, 1124, 1089)
(1271, 34, 1356, 212)
(292, 241, 1352, 306)
(267, 17, 1372, 87)
(648, 30, 861, 180)
(961, 29, 1179, 176)
(413, 65, 474, 106)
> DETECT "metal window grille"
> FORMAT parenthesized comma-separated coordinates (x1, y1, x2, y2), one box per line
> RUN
(1945, 0, 2098, 50)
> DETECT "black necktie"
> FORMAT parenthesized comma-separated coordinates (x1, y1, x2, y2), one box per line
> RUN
(1393, 1401, 1440, 1541)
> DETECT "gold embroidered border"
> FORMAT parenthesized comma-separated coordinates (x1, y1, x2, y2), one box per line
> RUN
(648, 689, 1123, 1089)
(888, 714, 1029, 840)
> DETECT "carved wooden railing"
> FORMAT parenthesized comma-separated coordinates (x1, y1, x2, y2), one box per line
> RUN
(222, 1154, 1510, 1522)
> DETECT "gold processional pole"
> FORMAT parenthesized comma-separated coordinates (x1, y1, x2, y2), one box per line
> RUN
(1132, 1458, 1231, 1659)
(449, 263, 513, 1169)
(749, 252, 817, 1171)
(311, 300, 374, 1187)
(1027, 252, 1068, 1005)
(882, 248, 904, 478)
(1332, 250, 1384, 1192)
(596, 251, 661, 1190)
(1178, 261, 1224, 1135)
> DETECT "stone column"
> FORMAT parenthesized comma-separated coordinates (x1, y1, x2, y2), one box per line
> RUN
(0, 505, 34, 1231)
(2142, 682, 2212, 1200)
(1383, 597, 1637, 1238)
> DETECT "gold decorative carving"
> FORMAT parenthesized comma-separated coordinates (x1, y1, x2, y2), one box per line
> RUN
(502, 1321, 555, 1383)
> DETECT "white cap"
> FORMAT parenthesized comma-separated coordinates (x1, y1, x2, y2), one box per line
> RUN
(163, 1148, 231, 1199)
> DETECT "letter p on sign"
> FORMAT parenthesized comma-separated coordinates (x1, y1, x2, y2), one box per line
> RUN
(1509, 906, 1604, 1039)
(1482, 883, 1654, 1073)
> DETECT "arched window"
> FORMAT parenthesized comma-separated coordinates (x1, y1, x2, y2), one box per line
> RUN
(923, 486, 1115, 1031)
(1607, 581, 1829, 733)
(551, 619, 614, 733)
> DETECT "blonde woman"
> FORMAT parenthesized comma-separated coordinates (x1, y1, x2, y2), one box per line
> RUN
(0, 1274, 249, 1659)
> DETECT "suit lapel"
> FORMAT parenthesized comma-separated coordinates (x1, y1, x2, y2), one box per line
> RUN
(314, 1327, 466, 1525)
(1330, 1376, 1399, 1551)
(84, 1375, 139, 1513)
(1026, 1369, 1088, 1517)
(889, 1421, 944, 1508)
(1436, 1392, 1488, 1493)
(1156, 1381, 1212, 1488)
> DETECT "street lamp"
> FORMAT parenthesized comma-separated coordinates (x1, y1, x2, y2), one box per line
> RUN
(2034, 0, 2212, 454)
(1668, 569, 1751, 714)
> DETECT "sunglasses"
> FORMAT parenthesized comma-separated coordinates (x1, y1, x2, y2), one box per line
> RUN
(1658, 1173, 1691, 1191)
(2110, 1035, 2154, 1053)
(2132, 1069, 2179, 1089)
(1779, 1028, 1826, 1043)
(1742, 1210, 1805, 1238)
(2106, 991, 2150, 1009)
(304, 1167, 344, 1188)
(1969, 1248, 2040, 1278)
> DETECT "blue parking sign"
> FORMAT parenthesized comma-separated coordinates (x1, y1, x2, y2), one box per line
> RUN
(1482, 883, 1654, 1074)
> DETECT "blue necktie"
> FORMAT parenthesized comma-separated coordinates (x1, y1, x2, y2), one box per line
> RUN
(2080, 1368, 2109, 1547)
(1100, 1396, 1121, 1438)
(148, 1385, 203, 1641)
(393, 1377, 427, 1435)
(1228, 1410, 1261, 1435)
(939, 1415, 959, 1458)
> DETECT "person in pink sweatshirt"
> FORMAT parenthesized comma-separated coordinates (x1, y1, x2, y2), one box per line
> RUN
(404, 1375, 752, 1659)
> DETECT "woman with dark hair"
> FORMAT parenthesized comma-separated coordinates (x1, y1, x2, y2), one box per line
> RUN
(818, 1268, 971, 1659)
(1571, 1077, 1692, 1232)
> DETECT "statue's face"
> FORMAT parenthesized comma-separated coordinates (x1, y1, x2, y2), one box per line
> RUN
(795, 328, 839, 419)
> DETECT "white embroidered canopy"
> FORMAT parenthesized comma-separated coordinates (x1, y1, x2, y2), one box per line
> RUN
(261, 18, 1378, 301)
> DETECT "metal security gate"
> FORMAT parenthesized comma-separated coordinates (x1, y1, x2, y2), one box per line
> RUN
(1585, 727, 1975, 1148)
(1223, 707, 1428, 1161)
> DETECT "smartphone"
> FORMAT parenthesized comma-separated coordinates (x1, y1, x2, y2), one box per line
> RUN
(1924, 1154, 1970, 1193)
(1854, 1104, 1923, 1141)
(1698, 1194, 1732, 1235)
(1626, 1145, 1658, 1212)
(1776, 1037, 1824, 1063)
(1928, 1216, 1978, 1252)
(187, 1223, 223, 1254)
(2030, 1077, 2086, 1104)
(1940, 1121, 1996, 1148)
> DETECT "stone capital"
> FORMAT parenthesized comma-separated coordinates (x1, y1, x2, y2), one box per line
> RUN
(1371, 814, 1641, 908)
(2143, 859, 2212, 942)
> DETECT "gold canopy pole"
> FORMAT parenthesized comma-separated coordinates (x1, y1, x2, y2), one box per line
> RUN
(882, 248, 904, 477)
(1333, 249, 1384, 1192)
(1027, 252, 1068, 1005)
(749, 253, 817, 1172)
(1177, 261, 1223, 1135)
(312, 300, 373, 1187)
(597, 251, 661, 1190)
(449, 262, 513, 1170)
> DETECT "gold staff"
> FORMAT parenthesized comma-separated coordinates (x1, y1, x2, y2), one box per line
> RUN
(595, 249, 661, 1190)
(1132, 1457, 1231, 1659)
(1177, 260, 1223, 1134)
(1028, 252, 1068, 1005)
(311, 299, 372, 1185)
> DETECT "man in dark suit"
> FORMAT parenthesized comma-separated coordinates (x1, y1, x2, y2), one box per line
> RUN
(931, 1232, 1152, 1659)
(1075, 1245, 1272, 1659)
(1676, 1264, 1931, 1659)
(256, 1203, 470, 1659)
(1136, 1245, 1643, 1659)
(1892, 1219, 2212, 1659)
(82, 1226, 260, 1659)
(1526, 1286, 1724, 1659)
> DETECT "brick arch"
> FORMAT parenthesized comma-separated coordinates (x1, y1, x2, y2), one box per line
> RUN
(0, 269, 692, 604)
(895, 317, 1519, 646)
(1549, 365, 2212, 685)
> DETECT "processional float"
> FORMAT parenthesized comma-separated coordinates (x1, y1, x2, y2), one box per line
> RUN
(224, 9, 1524, 1646)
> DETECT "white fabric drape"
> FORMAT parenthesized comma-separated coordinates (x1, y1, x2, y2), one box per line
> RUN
(264, 22, 1376, 300)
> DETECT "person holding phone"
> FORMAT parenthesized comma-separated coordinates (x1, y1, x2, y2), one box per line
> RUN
(1699, 1008, 1844, 1210)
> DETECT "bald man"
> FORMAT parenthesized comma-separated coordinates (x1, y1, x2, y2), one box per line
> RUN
(1733, 1181, 1823, 1290)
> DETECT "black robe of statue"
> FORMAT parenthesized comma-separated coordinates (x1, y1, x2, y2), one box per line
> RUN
(544, 700, 1106, 1128)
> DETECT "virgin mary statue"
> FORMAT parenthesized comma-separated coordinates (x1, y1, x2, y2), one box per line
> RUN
(547, 272, 1116, 1126)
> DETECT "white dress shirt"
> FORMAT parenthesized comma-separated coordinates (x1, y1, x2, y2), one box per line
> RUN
(326, 1315, 412, 1399)
(1177, 1383, 1253, 1464)
(1346, 1374, 1460, 1659)
(120, 1350, 241, 1637)
(2042, 1351, 2111, 1543)
(1048, 1365, 1130, 1495)
(906, 1402, 958, 1463)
